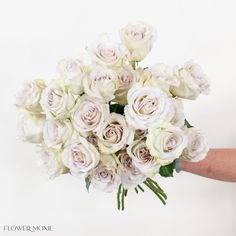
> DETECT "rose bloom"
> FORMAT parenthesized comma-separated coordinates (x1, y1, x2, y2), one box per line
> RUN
(18, 113, 45, 143)
(62, 137, 100, 178)
(182, 127, 209, 162)
(88, 34, 128, 68)
(120, 21, 156, 61)
(166, 98, 185, 128)
(83, 66, 119, 102)
(146, 123, 187, 162)
(43, 119, 73, 149)
(114, 65, 137, 105)
(127, 138, 160, 175)
(37, 146, 68, 179)
(57, 58, 86, 95)
(116, 150, 146, 189)
(170, 60, 210, 100)
(40, 80, 75, 118)
(96, 113, 134, 154)
(138, 64, 179, 95)
(71, 95, 109, 135)
(124, 84, 171, 129)
(91, 154, 121, 193)
(15, 79, 45, 113)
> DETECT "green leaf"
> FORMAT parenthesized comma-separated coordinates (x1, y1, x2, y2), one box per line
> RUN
(159, 162, 175, 177)
(109, 103, 125, 115)
(184, 119, 194, 128)
(85, 176, 91, 192)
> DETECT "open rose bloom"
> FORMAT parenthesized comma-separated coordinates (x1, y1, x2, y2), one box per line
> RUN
(15, 22, 210, 210)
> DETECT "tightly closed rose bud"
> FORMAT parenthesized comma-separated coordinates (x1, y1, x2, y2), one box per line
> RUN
(43, 119, 73, 149)
(114, 65, 137, 105)
(120, 21, 156, 61)
(91, 155, 121, 193)
(147, 123, 187, 162)
(116, 150, 146, 189)
(62, 137, 100, 178)
(124, 84, 171, 129)
(37, 146, 68, 179)
(18, 113, 45, 143)
(182, 127, 209, 162)
(88, 34, 128, 68)
(96, 113, 134, 154)
(127, 139, 160, 175)
(15, 79, 45, 113)
(83, 66, 119, 102)
(57, 58, 86, 95)
(71, 95, 109, 135)
(40, 80, 75, 118)
(170, 60, 210, 100)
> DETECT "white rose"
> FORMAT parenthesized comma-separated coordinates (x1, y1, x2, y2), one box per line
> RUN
(43, 119, 73, 148)
(37, 146, 67, 179)
(15, 79, 45, 113)
(71, 95, 109, 135)
(124, 84, 171, 129)
(166, 98, 185, 127)
(127, 139, 160, 175)
(40, 80, 75, 118)
(134, 129, 147, 140)
(88, 34, 128, 68)
(116, 150, 146, 189)
(146, 123, 187, 162)
(182, 128, 209, 162)
(57, 58, 86, 95)
(83, 66, 118, 102)
(96, 113, 134, 154)
(91, 155, 121, 193)
(170, 60, 210, 100)
(18, 113, 45, 143)
(138, 64, 179, 94)
(120, 21, 157, 61)
(114, 65, 137, 105)
(62, 137, 100, 178)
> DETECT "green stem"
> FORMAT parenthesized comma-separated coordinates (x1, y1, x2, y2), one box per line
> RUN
(144, 181, 166, 205)
(134, 187, 139, 194)
(121, 188, 125, 211)
(117, 184, 122, 210)
(124, 189, 128, 197)
(137, 184, 145, 192)
(147, 178, 167, 199)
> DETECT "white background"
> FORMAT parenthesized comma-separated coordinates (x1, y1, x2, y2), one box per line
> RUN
(0, 0, 236, 235)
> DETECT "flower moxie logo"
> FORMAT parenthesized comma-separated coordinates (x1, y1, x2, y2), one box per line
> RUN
(2, 225, 53, 233)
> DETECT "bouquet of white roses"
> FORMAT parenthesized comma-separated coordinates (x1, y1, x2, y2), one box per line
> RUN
(15, 22, 210, 210)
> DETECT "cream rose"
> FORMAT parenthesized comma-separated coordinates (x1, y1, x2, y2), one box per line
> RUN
(96, 113, 134, 154)
(138, 64, 179, 94)
(37, 146, 68, 179)
(146, 123, 187, 161)
(166, 98, 185, 127)
(18, 113, 45, 143)
(71, 96, 109, 135)
(15, 79, 45, 113)
(170, 60, 210, 100)
(43, 119, 73, 148)
(114, 65, 137, 105)
(40, 80, 75, 118)
(57, 58, 86, 95)
(88, 34, 128, 68)
(62, 137, 100, 178)
(116, 150, 146, 189)
(120, 21, 157, 61)
(83, 66, 118, 102)
(182, 128, 209, 162)
(127, 139, 160, 175)
(124, 84, 171, 129)
(91, 155, 121, 193)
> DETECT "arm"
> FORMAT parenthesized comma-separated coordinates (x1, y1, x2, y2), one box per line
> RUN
(179, 149, 236, 182)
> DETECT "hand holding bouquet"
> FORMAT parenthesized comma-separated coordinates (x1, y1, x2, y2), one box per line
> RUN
(15, 21, 210, 210)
